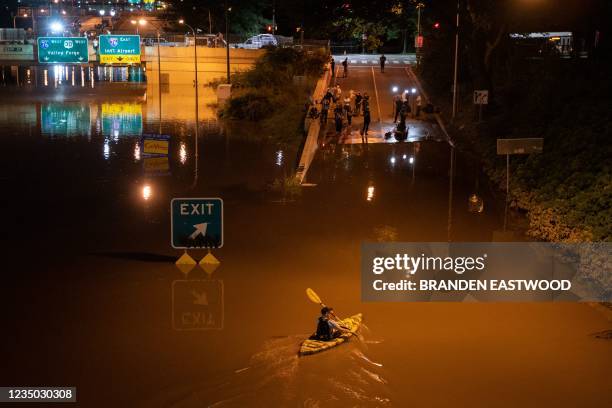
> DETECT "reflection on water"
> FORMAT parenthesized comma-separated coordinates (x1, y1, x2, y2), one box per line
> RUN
(41, 103, 91, 137)
(101, 103, 143, 138)
(179, 142, 188, 165)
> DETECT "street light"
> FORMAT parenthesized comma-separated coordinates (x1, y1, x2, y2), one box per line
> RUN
(50, 21, 64, 34)
(131, 18, 146, 34)
(225, 4, 231, 84)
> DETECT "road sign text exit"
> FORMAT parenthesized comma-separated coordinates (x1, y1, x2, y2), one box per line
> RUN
(171, 198, 223, 249)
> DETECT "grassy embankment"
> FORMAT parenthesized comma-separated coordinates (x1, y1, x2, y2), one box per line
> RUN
(219, 47, 328, 199)
(220, 47, 327, 146)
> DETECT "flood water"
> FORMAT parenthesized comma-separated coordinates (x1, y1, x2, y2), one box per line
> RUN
(1, 84, 609, 407)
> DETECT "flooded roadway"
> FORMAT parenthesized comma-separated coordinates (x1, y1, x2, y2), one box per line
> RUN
(1, 83, 610, 407)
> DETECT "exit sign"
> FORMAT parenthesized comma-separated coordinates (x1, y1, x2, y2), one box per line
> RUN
(171, 198, 223, 249)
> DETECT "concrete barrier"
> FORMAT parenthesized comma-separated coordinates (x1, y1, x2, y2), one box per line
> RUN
(144, 46, 265, 84)
(295, 66, 332, 184)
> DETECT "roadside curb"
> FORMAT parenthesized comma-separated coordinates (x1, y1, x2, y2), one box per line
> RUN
(295, 65, 332, 184)
(404, 66, 454, 147)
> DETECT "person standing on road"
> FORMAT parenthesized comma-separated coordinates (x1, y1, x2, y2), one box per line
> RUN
(342, 58, 348, 78)
(334, 104, 344, 134)
(400, 99, 410, 123)
(361, 94, 371, 141)
(393, 94, 402, 123)
(354, 92, 363, 116)
(415, 95, 422, 118)
(333, 84, 342, 103)
(379, 54, 387, 73)
(343, 97, 353, 126)
(320, 98, 330, 124)
(330, 58, 336, 77)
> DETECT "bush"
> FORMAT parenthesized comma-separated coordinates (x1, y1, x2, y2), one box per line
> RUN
(225, 91, 276, 121)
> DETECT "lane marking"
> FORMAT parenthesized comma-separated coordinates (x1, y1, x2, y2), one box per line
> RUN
(370, 67, 383, 123)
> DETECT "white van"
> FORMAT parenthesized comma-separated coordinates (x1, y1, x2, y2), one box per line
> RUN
(235, 34, 278, 49)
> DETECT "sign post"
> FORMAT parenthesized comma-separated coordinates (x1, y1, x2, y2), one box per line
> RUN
(497, 138, 544, 229)
(473, 90, 489, 122)
(98, 34, 141, 64)
(37, 37, 88, 63)
(171, 198, 223, 249)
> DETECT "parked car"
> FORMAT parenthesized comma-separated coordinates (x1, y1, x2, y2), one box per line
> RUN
(235, 34, 278, 49)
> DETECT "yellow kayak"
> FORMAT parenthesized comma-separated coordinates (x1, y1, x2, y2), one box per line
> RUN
(299, 313, 363, 356)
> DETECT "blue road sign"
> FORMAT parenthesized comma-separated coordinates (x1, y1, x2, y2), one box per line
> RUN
(171, 198, 223, 249)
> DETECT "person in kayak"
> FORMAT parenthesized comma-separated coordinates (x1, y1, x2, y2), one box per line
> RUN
(313, 307, 350, 341)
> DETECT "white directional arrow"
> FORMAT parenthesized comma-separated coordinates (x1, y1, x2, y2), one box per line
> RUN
(190, 223, 208, 239)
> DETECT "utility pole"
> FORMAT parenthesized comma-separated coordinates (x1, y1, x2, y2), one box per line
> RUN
(272, 0, 276, 35)
(416, 3, 424, 67)
(208, 9, 212, 34)
(225, 2, 231, 84)
(451, 0, 460, 121)
(157, 30, 162, 135)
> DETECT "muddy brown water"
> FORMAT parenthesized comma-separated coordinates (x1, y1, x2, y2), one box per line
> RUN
(0, 86, 609, 407)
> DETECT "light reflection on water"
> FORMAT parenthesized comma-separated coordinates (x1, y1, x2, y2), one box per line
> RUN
(0, 86, 298, 208)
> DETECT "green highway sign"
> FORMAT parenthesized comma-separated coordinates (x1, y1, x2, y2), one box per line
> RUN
(171, 198, 223, 249)
(38, 37, 89, 63)
(98, 35, 141, 64)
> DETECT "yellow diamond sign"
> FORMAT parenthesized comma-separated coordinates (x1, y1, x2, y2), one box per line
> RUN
(199, 252, 220, 275)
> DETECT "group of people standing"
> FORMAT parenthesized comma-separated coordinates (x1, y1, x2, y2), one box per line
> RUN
(309, 84, 372, 141)
(392, 91, 422, 123)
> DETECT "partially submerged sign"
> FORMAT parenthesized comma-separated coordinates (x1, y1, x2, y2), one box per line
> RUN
(171, 198, 223, 249)
(473, 90, 489, 105)
(98, 35, 141, 64)
(497, 138, 544, 155)
(141, 133, 170, 156)
(38, 37, 88, 63)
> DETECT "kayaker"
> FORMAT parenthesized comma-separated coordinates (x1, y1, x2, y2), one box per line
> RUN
(314, 307, 350, 341)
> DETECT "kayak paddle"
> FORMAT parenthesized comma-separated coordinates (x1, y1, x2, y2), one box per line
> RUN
(305, 288, 356, 335)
